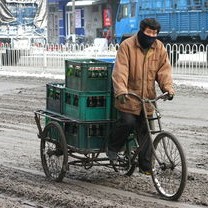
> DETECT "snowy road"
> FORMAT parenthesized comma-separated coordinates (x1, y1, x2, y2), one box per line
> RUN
(0, 72, 207, 207)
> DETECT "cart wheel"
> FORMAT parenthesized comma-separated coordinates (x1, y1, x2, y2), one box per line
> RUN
(151, 131, 187, 200)
(112, 133, 137, 176)
(40, 121, 68, 182)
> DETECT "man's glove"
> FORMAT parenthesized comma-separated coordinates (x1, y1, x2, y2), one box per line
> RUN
(167, 93, 174, 100)
(117, 94, 128, 104)
(164, 93, 174, 101)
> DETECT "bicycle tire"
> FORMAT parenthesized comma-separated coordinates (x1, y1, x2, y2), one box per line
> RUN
(151, 131, 187, 200)
(40, 121, 68, 182)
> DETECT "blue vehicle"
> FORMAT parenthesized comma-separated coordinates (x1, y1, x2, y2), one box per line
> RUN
(115, 0, 208, 47)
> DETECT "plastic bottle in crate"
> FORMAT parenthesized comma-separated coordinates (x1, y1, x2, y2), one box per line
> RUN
(48, 88, 53, 98)
(100, 67, 107, 78)
(98, 96, 106, 107)
(65, 92, 71, 104)
(103, 67, 108, 77)
(87, 96, 105, 107)
(54, 90, 60, 100)
(96, 124, 104, 136)
(96, 96, 102, 107)
(71, 124, 78, 135)
(75, 66, 81, 77)
(87, 96, 95, 107)
(89, 124, 97, 136)
(102, 96, 106, 107)
(86, 96, 106, 107)
(89, 67, 97, 78)
(67, 66, 73, 76)
(73, 95, 79, 106)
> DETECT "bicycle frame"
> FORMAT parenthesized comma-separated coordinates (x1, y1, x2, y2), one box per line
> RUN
(127, 92, 169, 167)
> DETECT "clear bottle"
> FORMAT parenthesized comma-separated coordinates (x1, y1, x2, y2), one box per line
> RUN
(88, 67, 93, 78)
(87, 96, 94, 107)
(48, 88, 53, 98)
(67, 65, 73, 76)
(98, 125, 104, 136)
(102, 96, 106, 107)
(73, 95, 79, 106)
(92, 125, 97, 136)
(91, 67, 96, 78)
(65, 92, 71, 104)
(96, 96, 102, 107)
(89, 124, 97, 136)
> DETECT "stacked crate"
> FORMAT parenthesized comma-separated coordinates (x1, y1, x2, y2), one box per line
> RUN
(46, 59, 114, 150)
(46, 83, 65, 114)
(64, 59, 114, 149)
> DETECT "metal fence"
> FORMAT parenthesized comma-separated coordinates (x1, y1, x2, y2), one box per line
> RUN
(166, 43, 208, 75)
(0, 43, 117, 68)
(0, 43, 208, 75)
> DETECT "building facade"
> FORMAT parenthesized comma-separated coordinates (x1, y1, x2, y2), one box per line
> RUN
(47, 0, 119, 44)
(0, 0, 47, 47)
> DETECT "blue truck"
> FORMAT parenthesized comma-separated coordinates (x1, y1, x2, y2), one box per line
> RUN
(115, 0, 208, 63)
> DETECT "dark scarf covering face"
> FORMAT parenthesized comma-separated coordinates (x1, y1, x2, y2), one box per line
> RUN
(137, 30, 157, 49)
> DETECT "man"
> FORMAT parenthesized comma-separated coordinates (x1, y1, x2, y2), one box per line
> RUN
(107, 18, 175, 174)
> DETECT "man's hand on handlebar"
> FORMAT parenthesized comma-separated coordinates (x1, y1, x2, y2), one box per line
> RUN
(116, 92, 174, 103)
(116, 94, 128, 104)
(163, 93, 174, 101)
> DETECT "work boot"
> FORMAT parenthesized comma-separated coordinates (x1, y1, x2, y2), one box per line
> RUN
(139, 164, 152, 176)
(139, 168, 152, 176)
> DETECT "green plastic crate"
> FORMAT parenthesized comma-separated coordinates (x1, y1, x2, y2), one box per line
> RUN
(65, 59, 113, 91)
(65, 123, 109, 150)
(46, 83, 64, 114)
(45, 118, 109, 150)
(63, 88, 111, 121)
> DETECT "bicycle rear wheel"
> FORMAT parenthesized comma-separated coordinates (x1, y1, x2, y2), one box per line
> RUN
(151, 131, 187, 200)
(112, 133, 138, 176)
(41, 121, 68, 182)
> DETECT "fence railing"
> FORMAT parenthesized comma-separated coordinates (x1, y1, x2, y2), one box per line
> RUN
(0, 43, 117, 68)
(166, 43, 208, 75)
(0, 43, 208, 75)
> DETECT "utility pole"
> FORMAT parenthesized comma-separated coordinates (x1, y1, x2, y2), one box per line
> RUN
(72, 0, 76, 35)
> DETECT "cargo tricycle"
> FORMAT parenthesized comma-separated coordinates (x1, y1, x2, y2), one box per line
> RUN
(34, 59, 187, 200)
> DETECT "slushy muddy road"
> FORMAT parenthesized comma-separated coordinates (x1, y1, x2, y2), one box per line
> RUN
(0, 76, 207, 208)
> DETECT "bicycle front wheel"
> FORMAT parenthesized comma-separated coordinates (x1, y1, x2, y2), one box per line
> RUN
(152, 131, 187, 200)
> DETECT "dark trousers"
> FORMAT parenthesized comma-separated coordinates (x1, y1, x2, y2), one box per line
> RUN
(108, 111, 152, 170)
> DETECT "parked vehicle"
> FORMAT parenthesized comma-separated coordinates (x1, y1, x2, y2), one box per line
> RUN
(115, 0, 208, 63)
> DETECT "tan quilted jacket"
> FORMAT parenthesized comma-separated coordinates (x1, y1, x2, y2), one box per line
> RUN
(112, 34, 175, 115)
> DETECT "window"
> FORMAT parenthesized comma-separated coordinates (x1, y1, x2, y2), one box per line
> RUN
(117, 4, 128, 21)
(130, 2, 136, 17)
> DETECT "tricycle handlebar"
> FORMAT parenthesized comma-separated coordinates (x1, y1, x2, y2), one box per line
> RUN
(127, 92, 169, 103)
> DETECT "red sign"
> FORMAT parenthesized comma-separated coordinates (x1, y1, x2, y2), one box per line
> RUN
(103, 9, 112, 27)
